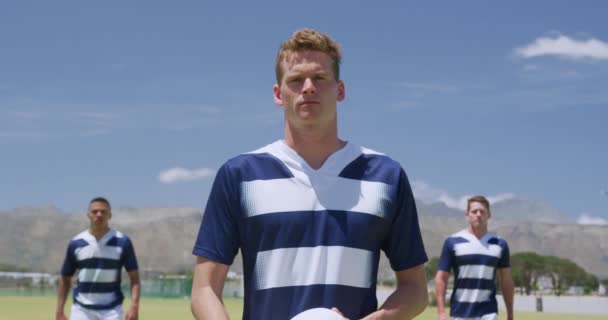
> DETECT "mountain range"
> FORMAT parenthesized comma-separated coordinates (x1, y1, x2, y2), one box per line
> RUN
(1, 198, 606, 279)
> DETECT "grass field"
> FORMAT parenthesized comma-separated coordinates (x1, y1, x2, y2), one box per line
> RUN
(0, 295, 605, 319)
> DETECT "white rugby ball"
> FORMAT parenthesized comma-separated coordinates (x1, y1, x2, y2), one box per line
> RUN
(290, 308, 344, 320)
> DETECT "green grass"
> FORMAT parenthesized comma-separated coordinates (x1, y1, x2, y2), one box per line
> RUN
(0, 295, 604, 319)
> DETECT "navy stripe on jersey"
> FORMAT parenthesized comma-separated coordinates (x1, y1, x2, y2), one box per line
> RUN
(453, 278, 496, 290)
(339, 154, 402, 182)
(245, 210, 389, 252)
(60, 229, 138, 310)
(454, 254, 500, 267)
(437, 230, 509, 318)
(243, 285, 378, 320)
(77, 258, 121, 270)
(193, 140, 427, 319)
(229, 153, 294, 182)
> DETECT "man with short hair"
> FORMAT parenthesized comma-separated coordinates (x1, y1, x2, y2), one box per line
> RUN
(191, 28, 428, 320)
(56, 197, 140, 320)
(434, 196, 514, 320)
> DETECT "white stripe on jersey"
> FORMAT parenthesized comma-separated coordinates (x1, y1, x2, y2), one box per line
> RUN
(254, 246, 373, 290)
(458, 265, 495, 280)
(78, 269, 118, 283)
(75, 291, 117, 306)
(75, 243, 123, 261)
(453, 242, 502, 258)
(242, 177, 390, 218)
(454, 288, 493, 303)
(452, 314, 498, 320)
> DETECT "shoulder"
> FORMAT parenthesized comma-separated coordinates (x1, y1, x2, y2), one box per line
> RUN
(67, 230, 90, 248)
(444, 230, 470, 246)
(340, 143, 407, 183)
(71, 230, 89, 241)
(358, 145, 403, 171)
(108, 229, 134, 247)
(219, 141, 293, 181)
(487, 232, 508, 246)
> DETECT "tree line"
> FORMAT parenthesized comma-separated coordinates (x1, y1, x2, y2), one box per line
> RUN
(424, 252, 607, 296)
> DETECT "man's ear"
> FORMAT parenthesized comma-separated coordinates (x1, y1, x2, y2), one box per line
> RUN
(273, 84, 284, 106)
(337, 80, 345, 102)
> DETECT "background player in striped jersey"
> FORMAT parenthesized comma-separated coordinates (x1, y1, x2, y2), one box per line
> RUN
(191, 29, 429, 319)
(56, 197, 140, 320)
(434, 196, 514, 320)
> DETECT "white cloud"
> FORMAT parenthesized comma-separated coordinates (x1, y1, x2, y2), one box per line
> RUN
(577, 213, 607, 225)
(158, 167, 216, 184)
(412, 180, 515, 210)
(515, 34, 608, 60)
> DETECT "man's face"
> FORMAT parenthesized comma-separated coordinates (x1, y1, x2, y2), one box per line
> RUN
(87, 201, 111, 229)
(273, 50, 345, 128)
(466, 201, 490, 229)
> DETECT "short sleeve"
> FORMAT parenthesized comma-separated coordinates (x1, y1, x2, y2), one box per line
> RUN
(497, 240, 510, 268)
(437, 238, 454, 272)
(122, 237, 139, 272)
(192, 163, 240, 265)
(60, 242, 77, 276)
(382, 168, 428, 271)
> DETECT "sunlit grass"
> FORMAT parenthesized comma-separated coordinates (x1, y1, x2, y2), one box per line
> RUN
(0, 295, 604, 319)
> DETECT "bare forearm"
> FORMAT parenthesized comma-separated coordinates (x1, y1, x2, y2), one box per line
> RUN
(435, 280, 447, 314)
(130, 281, 141, 308)
(502, 282, 514, 318)
(56, 277, 71, 316)
(364, 282, 428, 319)
(499, 268, 515, 319)
(191, 286, 230, 320)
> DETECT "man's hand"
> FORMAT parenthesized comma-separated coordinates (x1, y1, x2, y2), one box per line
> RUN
(437, 310, 448, 320)
(55, 311, 68, 320)
(125, 305, 138, 320)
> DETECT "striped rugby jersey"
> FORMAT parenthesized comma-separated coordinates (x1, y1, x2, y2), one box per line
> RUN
(438, 229, 510, 319)
(61, 229, 138, 310)
(193, 140, 427, 320)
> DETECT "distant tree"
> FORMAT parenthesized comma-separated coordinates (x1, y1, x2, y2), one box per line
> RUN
(0, 263, 27, 272)
(511, 252, 546, 295)
(425, 257, 440, 281)
(544, 256, 592, 296)
(582, 273, 599, 294)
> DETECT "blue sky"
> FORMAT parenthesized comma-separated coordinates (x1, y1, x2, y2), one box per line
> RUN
(1, 1, 607, 224)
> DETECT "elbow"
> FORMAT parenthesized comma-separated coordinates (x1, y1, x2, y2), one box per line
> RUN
(190, 294, 200, 319)
(433, 275, 443, 289)
(410, 280, 429, 316)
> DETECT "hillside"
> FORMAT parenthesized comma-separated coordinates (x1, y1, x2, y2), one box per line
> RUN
(1, 201, 606, 279)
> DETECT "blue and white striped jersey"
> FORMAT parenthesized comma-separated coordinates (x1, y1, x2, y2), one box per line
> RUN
(193, 140, 427, 320)
(61, 229, 138, 310)
(438, 230, 510, 319)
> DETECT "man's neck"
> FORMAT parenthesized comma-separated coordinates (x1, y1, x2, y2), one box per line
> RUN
(89, 226, 110, 240)
(467, 226, 488, 239)
(284, 123, 343, 170)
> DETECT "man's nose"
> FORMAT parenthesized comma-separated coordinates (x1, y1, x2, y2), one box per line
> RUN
(301, 78, 316, 95)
